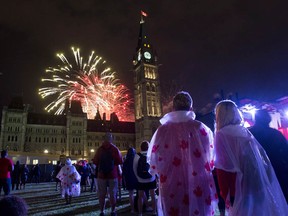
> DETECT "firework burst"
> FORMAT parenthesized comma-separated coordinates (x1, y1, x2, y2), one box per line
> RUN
(39, 47, 134, 121)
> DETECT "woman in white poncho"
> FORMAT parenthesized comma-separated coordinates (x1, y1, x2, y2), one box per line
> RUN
(56, 158, 81, 204)
(214, 100, 288, 216)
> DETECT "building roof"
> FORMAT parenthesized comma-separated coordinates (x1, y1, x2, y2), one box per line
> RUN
(27, 113, 66, 126)
(87, 119, 135, 133)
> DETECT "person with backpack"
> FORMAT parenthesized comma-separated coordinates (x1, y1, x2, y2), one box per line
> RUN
(133, 141, 157, 216)
(93, 132, 123, 216)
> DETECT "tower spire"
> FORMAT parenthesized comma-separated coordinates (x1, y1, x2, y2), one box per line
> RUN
(133, 11, 162, 149)
(137, 11, 148, 51)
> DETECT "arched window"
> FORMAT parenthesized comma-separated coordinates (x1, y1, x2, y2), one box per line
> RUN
(151, 84, 156, 92)
(146, 83, 150, 91)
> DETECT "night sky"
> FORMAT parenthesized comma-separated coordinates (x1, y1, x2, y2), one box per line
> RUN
(1, 1, 288, 113)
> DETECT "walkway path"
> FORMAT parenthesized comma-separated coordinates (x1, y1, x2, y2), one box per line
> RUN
(9, 182, 224, 216)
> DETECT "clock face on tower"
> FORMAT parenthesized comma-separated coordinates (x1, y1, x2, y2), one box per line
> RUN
(144, 51, 151, 59)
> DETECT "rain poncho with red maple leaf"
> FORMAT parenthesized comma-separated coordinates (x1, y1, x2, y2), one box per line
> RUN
(148, 111, 218, 216)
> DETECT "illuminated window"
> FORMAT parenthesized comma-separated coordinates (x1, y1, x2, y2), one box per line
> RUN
(52, 160, 57, 165)
(33, 159, 38, 165)
(71, 160, 77, 164)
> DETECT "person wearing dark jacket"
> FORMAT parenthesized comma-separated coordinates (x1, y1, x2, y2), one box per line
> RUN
(12, 161, 21, 190)
(32, 164, 41, 184)
(20, 164, 29, 190)
(249, 109, 288, 203)
(123, 147, 138, 213)
(53, 161, 62, 191)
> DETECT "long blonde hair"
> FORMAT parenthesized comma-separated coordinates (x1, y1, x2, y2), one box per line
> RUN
(215, 100, 243, 131)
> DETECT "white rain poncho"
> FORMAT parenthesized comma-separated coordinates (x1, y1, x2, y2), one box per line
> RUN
(214, 124, 288, 216)
(56, 163, 81, 197)
(148, 111, 217, 216)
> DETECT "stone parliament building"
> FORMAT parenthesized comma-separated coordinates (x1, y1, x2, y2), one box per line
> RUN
(0, 15, 162, 165)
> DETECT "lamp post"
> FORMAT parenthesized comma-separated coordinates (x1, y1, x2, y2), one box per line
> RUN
(0, 72, 3, 107)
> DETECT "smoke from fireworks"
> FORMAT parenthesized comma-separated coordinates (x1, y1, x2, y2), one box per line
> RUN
(39, 47, 134, 121)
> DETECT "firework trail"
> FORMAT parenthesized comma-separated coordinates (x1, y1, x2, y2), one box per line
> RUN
(39, 47, 134, 121)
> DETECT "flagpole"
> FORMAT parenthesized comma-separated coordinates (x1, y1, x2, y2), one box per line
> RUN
(140, 12, 144, 24)
(140, 10, 148, 24)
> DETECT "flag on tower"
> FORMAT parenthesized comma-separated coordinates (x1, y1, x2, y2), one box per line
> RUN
(141, 10, 148, 17)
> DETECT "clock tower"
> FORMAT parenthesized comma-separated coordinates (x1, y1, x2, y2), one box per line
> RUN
(133, 13, 162, 149)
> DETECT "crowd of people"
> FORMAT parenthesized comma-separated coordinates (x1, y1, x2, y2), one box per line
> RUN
(148, 92, 288, 216)
(0, 153, 33, 196)
(121, 91, 288, 216)
(1, 91, 288, 216)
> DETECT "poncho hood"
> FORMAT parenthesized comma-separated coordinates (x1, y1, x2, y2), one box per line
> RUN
(220, 124, 252, 139)
(160, 110, 196, 125)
